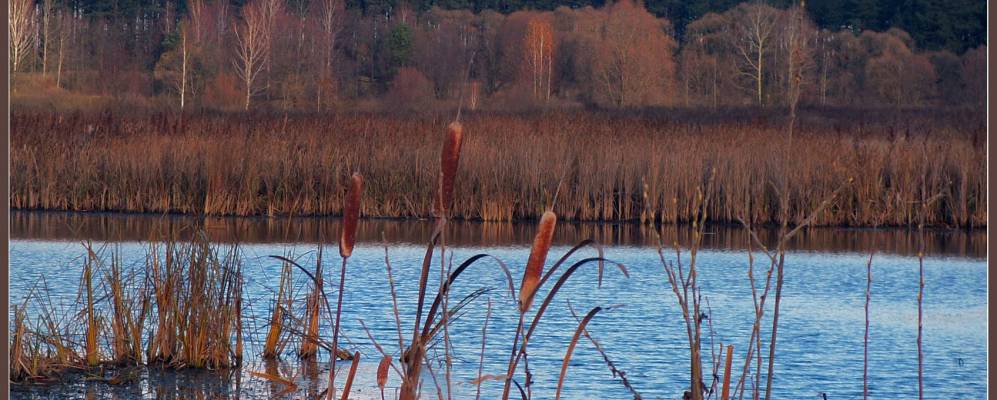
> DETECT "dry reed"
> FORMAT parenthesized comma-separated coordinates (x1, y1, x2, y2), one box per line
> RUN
(263, 258, 293, 358)
(10, 109, 984, 227)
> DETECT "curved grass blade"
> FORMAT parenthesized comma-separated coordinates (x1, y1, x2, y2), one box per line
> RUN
(555, 305, 623, 399)
(421, 253, 515, 339)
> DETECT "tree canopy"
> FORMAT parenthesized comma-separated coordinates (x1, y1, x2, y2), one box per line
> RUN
(56, 0, 983, 52)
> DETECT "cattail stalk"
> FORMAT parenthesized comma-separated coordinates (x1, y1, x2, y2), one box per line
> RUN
(402, 121, 464, 400)
(502, 210, 556, 399)
(328, 172, 362, 400)
(84, 246, 99, 368)
(864, 253, 873, 400)
(721, 345, 734, 400)
(340, 351, 361, 400)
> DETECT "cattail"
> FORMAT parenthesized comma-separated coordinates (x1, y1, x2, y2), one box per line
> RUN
(434, 121, 463, 217)
(518, 211, 556, 313)
(377, 355, 391, 389)
(340, 173, 363, 258)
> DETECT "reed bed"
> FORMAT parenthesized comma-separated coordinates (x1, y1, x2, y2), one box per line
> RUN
(10, 108, 985, 227)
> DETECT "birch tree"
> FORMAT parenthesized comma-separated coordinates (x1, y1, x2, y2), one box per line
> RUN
(41, 0, 55, 77)
(728, 3, 778, 105)
(524, 16, 554, 102)
(317, 0, 344, 110)
(261, 0, 283, 97)
(234, 0, 270, 110)
(9, 0, 37, 77)
(155, 21, 195, 110)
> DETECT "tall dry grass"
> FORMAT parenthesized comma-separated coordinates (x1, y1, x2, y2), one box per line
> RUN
(10, 108, 985, 227)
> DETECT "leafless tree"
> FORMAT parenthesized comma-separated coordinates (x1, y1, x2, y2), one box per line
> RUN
(188, 0, 207, 43)
(261, 0, 283, 96)
(233, 0, 270, 110)
(9, 0, 37, 77)
(159, 22, 193, 110)
(524, 16, 554, 102)
(317, 0, 344, 110)
(55, 11, 72, 89)
(41, 0, 55, 77)
(729, 3, 778, 105)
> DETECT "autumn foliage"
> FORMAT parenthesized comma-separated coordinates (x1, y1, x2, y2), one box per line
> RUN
(8, 0, 984, 111)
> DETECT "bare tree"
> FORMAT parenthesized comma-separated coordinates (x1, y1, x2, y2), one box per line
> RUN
(261, 0, 283, 97)
(188, 0, 207, 43)
(233, 0, 270, 110)
(41, 0, 55, 77)
(728, 3, 778, 105)
(681, 12, 729, 107)
(317, 0, 344, 110)
(55, 11, 72, 89)
(156, 21, 194, 110)
(524, 16, 554, 102)
(9, 0, 37, 77)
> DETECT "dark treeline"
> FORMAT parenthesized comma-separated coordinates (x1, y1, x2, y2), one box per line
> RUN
(9, 0, 986, 112)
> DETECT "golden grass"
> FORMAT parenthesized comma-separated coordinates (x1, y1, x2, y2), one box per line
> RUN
(9, 109, 985, 227)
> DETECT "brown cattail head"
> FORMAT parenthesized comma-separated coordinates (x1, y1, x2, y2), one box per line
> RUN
(340, 173, 363, 258)
(434, 121, 463, 217)
(377, 355, 391, 388)
(518, 211, 556, 313)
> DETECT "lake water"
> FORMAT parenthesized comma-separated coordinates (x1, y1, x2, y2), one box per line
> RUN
(9, 211, 988, 399)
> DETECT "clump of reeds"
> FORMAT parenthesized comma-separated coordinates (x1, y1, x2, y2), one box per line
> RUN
(145, 232, 244, 370)
(102, 246, 150, 366)
(300, 247, 324, 359)
(264, 256, 295, 359)
(82, 242, 100, 368)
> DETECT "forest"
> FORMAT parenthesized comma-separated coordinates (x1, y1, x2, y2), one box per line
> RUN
(8, 0, 987, 112)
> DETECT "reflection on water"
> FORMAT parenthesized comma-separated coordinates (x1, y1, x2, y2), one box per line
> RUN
(11, 211, 986, 257)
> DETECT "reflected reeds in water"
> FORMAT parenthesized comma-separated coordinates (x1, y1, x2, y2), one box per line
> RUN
(12, 210, 986, 258)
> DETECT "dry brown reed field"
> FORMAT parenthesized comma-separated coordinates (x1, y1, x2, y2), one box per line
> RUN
(10, 107, 985, 227)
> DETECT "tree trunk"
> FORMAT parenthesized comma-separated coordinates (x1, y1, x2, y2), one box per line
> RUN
(56, 34, 64, 89)
(756, 47, 764, 105)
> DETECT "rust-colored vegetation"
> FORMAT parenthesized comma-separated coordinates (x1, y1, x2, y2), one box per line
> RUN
(10, 109, 985, 227)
